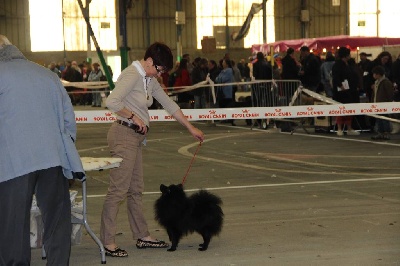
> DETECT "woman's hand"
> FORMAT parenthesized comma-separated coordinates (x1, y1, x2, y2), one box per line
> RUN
(132, 116, 148, 134)
(189, 126, 205, 142)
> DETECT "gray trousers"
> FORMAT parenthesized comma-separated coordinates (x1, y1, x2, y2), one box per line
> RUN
(0, 166, 71, 266)
(100, 122, 148, 245)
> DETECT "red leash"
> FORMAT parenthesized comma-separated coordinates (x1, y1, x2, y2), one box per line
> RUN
(181, 142, 202, 185)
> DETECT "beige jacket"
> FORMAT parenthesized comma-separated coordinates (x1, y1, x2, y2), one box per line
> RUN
(106, 61, 180, 126)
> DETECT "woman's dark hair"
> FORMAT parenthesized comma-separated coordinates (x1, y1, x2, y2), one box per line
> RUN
(224, 58, 233, 68)
(375, 51, 392, 65)
(144, 42, 173, 72)
(209, 59, 217, 68)
(193, 57, 201, 67)
(218, 59, 223, 68)
(200, 58, 208, 66)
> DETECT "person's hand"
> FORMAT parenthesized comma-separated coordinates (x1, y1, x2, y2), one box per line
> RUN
(189, 127, 204, 142)
(132, 116, 148, 134)
(206, 73, 211, 83)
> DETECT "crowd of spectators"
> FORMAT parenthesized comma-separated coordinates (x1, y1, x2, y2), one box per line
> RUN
(47, 60, 112, 107)
(278, 46, 399, 138)
(45, 46, 399, 137)
(157, 53, 250, 115)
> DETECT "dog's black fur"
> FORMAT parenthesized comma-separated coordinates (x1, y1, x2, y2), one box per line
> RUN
(154, 184, 223, 251)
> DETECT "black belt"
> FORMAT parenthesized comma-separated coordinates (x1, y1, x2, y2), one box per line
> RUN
(116, 120, 148, 135)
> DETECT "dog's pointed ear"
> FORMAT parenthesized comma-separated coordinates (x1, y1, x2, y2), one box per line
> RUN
(160, 184, 168, 193)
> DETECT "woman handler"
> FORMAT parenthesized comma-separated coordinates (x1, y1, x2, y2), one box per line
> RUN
(100, 42, 204, 257)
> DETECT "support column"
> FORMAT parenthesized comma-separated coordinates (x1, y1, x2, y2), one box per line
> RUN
(118, 0, 129, 70)
(176, 0, 183, 61)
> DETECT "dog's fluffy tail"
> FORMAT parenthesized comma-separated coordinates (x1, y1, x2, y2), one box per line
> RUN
(190, 190, 223, 206)
(189, 190, 224, 236)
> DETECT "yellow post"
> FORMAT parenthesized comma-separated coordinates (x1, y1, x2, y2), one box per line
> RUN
(270, 45, 274, 66)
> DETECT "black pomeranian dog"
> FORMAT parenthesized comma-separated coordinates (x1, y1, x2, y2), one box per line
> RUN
(154, 184, 223, 251)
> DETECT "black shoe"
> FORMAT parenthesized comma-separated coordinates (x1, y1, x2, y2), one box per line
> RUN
(104, 246, 128, 257)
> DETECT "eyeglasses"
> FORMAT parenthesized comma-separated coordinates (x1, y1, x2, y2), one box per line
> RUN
(154, 64, 166, 74)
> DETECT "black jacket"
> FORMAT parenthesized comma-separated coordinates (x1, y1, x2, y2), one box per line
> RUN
(281, 55, 299, 79)
(332, 59, 359, 104)
(300, 53, 321, 88)
(253, 59, 272, 80)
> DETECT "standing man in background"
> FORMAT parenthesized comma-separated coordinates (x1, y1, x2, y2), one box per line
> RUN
(89, 62, 104, 107)
(281, 48, 300, 80)
(191, 58, 209, 109)
(298, 46, 321, 92)
(252, 52, 272, 127)
(252, 52, 272, 80)
(357, 52, 372, 98)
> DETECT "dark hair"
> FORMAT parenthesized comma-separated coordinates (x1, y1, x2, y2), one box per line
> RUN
(338, 47, 350, 58)
(200, 58, 208, 66)
(375, 51, 392, 65)
(144, 42, 173, 72)
(300, 46, 309, 52)
(209, 59, 217, 68)
(325, 52, 335, 62)
(224, 58, 233, 68)
(193, 57, 201, 67)
(287, 48, 294, 55)
(256, 52, 264, 60)
(372, 65, 385, 76)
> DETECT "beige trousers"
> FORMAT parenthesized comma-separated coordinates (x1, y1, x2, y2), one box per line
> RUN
(100, 122, 148, 245)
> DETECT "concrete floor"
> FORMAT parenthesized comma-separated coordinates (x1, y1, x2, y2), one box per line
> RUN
(31, 113, 400, 266)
